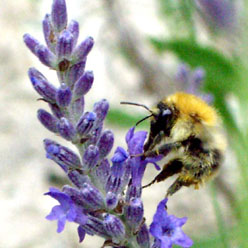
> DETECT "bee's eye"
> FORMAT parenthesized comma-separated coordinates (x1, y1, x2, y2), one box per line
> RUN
(161, 109, 171, 117)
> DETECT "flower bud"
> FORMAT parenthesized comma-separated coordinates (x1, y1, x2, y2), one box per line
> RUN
(56, 30, 74, 59)
(37, 109, 58, 133)
(97, 130, 114, 159)
(67, 170, 91, 188)
(126, 184, 142, 202)
(94, 159, 110, 187)
(68, 20, 79, 48)
(73, 71, 94, 99)
(23, 34, 40, 55)
(93, 99, 109, 125)
(136, 224, 150, 248)
(192, 67, 205, 86)
(57, 117, 75, 140)
(73, 36, 94, 62)
(56, 84, 72, 107)
(42, 14, 55, 51)
(105, 176, 122, 194)
(125, 198, 144, 229)
(28, 67, 57, 102)
(44, 139, 82, 170)
(83, 145, 99, 170)
(103, 214, 125, 241)
(105, 192, 118, 210)
(67, 60, 86, 88)
(48, 102, 64, 118)
(83, 216, 109, 238)
(80, 183, 105, 210)
(51, 0, 67, 32)
(86, 124, 102, 146)
(35, 44, 56, 68)
(70, 96, 84, 121)
(111, 147, 128, 177)
(76, 111, 96, 136)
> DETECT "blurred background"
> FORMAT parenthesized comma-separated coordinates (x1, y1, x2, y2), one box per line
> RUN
(1, 0, 248, 247)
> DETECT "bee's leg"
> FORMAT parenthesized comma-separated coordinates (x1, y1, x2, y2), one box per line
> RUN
(165, 177, 192, 197)
(142, 142, 181, 158)
(142, 159, 183, 188)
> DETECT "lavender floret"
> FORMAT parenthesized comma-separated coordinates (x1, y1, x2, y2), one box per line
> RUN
(57, 117, 75, 140)
(51, 0, 67, 32)
(37, 109, 58, 133)
(56, 84, 72, 107)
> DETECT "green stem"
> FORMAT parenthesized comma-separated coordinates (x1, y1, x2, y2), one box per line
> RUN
(210, 183, 230, 248)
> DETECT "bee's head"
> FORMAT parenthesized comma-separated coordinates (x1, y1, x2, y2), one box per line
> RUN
(120, 101, 178, 150)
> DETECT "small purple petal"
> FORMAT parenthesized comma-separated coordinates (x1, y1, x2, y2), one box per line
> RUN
(78, 225, 86, 243)
(51, 0, 67, 32)
(68, 20, 79, 48)
(23, 34, 40, 54)
(73, 36, 94, 62)
(37, 109, 58, 133)
(56, 84, 72, 107)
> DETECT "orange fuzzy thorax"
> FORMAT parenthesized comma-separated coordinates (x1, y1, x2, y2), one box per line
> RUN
(165, 92, 217, 126)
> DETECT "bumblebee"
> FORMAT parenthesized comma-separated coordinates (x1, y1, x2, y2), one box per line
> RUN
(121, 92, 226, 197)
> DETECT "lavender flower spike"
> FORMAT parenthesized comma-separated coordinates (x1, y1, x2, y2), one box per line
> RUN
(25, 0, 194, 247)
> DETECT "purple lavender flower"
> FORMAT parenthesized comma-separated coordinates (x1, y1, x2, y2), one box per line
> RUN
(150, 199, 193, 248)
(45, 187, 87, 233)
(176, 64, 213, 104)
(195, 0, 237, 32)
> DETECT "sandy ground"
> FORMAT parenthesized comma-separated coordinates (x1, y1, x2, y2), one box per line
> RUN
(0, 1, 237, 247)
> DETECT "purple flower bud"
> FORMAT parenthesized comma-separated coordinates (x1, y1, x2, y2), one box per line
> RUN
(86, 124, 103, 146)
(44, 139, 82, 170)
(57, 117, 75, 140)
(77, 225, 86, 243)
(192, 67, 205, 87)
(103, 214, 125, 241)
(62, 185, 85, 206)
(56, 30, 74, 59)
(34, 44, 56, 68)
(122, 159, 132, 187)
(80, 183, 105, 210)
(68, 20, 79, 48)
(73, 36, 94, 62)
(51, 0, 67, 32)
(48, 102, 64, 118)
(70, 96, 84, 121)
(67, 60, 86, 88)
(68, 170, 91, 188)
(28, 67, 57, 102)
(176, 64, 190, 85)
(126, 184, 142, 202)
(76, 111, 96, 136)
(73, 71, 94, 99)
(42, 14, 55, 51)
(136, 224, 150, 248)
(37, 109, 58, 133)
(125, 198, 144, 229)
(56, 84, 72, 107)
(105, 192, 118, 210)
(94, 159, 110, 187)
(83, 145, 99, 170)
(93, 99, 109, 125)
(83, 216, 109, 238)
(105, 176, 122, 194)
(97, 130, 114, 159)
(111, 147, 128, 177)
(23, 34, 40, 54)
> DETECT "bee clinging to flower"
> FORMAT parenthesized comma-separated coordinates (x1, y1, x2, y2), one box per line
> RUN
(121, 92, 226, 197)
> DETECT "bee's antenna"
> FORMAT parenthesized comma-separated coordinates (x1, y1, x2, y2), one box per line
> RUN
(120, 101, 154, 114)
(135, 114, 153, 126)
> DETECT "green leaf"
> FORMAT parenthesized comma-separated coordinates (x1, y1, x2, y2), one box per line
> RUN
(106, 108, 148, 129)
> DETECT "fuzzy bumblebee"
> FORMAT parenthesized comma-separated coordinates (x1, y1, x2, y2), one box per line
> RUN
(121, 92, 226, 197)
